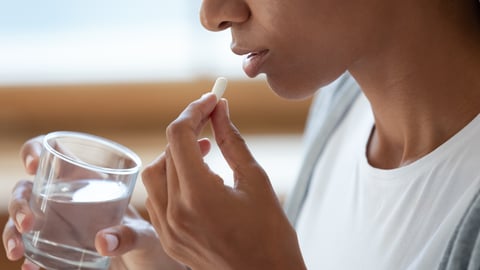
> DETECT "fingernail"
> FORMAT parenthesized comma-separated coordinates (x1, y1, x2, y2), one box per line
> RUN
(25, 155, 34, 169)
(200, 92, 213, 99)
(104, 233, 119, 252)
(16, 212, 26, 227)
(7, 239, 16, 254)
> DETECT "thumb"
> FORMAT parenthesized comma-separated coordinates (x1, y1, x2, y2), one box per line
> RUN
(95, 206, 158, 256)
(95, 222, 156, 256)
(95, 225, 137, 256)
(210, 99, 269, 188)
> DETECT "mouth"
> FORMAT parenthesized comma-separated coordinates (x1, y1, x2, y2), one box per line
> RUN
(247, 51, 264, 59)
(242, 49, 269, 78)
(231, 45, 268, 57)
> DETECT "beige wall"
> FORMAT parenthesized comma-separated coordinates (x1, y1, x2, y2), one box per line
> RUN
(0, 79, 311, 136)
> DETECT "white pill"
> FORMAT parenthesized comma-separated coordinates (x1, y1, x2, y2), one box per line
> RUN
(211, 77, 228, 102)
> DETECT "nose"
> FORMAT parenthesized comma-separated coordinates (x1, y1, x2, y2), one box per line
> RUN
(200, 0, 250, 31)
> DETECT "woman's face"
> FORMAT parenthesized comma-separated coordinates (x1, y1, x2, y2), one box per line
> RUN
(200, 0, 390, 99)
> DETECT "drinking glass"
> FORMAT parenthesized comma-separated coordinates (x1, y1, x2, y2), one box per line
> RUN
(22, 131, 141, 270)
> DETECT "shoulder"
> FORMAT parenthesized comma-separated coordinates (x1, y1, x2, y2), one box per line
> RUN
(439, 189, 480, 269)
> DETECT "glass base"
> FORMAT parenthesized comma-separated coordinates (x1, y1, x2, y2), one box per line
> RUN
(23, 234, 110, 270)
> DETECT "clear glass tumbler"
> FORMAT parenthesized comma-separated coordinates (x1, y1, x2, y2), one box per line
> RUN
(22, 131, 142, 270)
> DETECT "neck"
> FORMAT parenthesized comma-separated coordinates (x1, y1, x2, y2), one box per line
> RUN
(349, 1, 480, 169)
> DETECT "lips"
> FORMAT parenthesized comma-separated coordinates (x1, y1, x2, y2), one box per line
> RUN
(242, 49, 269, 78)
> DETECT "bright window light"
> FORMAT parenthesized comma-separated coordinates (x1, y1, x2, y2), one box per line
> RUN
(0, 0, 245, 85)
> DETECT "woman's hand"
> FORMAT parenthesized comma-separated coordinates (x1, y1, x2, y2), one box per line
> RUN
(142, 93, 306, 270)
(2, 136, 185, 270)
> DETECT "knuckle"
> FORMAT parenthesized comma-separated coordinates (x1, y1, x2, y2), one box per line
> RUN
(141, 166, 154, 181)
(167, 200, 201, 234)
(141, 171, 154, 190)
(168, 205, 189, 229)
(8, 198, 27, 218)
(166, 118, 191, 139)
(20, 136, 44, 157)
(2, 218, 16, 237)
(159, 225, 185, 259)
(141, 159, 165, 183)
(183, 194, 204, 213)
(9, 181, 32, 214)
(162, 240, 182, 259)
(144, 198, 152, 212)
(12, 180, 33, 194)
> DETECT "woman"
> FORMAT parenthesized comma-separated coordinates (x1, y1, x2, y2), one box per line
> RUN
(4, 0, 480, 269)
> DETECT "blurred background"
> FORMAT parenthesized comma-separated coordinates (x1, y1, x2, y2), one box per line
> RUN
(0, 1, 311, 268)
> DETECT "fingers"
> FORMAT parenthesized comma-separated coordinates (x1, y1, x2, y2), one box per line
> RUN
(166, 93, 218, 182)
(95, 205, 158, 256)
(143, 147, 183, 255)
(142, 138, 211, 220)
(8, 180, 34, 233)
(19, 136, 44, 175)
(2, 218, 24, 261)
(4, 181, 35, 263)
(95, 220, 156, 256)
(95, 205, 187, 270)
(142, 152, 168, 216)
(197, 138, 212, 157)
(142, 152, 169, 237)
(211, 99, 258, 170)
(210, 99, 269, 191)
(5, 136, 43, 267)
(165, 148, 181, 205)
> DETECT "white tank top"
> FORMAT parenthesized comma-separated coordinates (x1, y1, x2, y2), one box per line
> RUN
(296, 93, 480, 269)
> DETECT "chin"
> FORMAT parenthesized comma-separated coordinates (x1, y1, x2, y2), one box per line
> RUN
(265, 66, 348, 100)
(265, 74, 330, 100)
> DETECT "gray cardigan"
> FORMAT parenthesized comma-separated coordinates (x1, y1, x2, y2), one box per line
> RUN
(284, 73, 480, 269)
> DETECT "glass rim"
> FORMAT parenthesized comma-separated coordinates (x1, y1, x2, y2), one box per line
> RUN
(43, 131, 142, 175)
